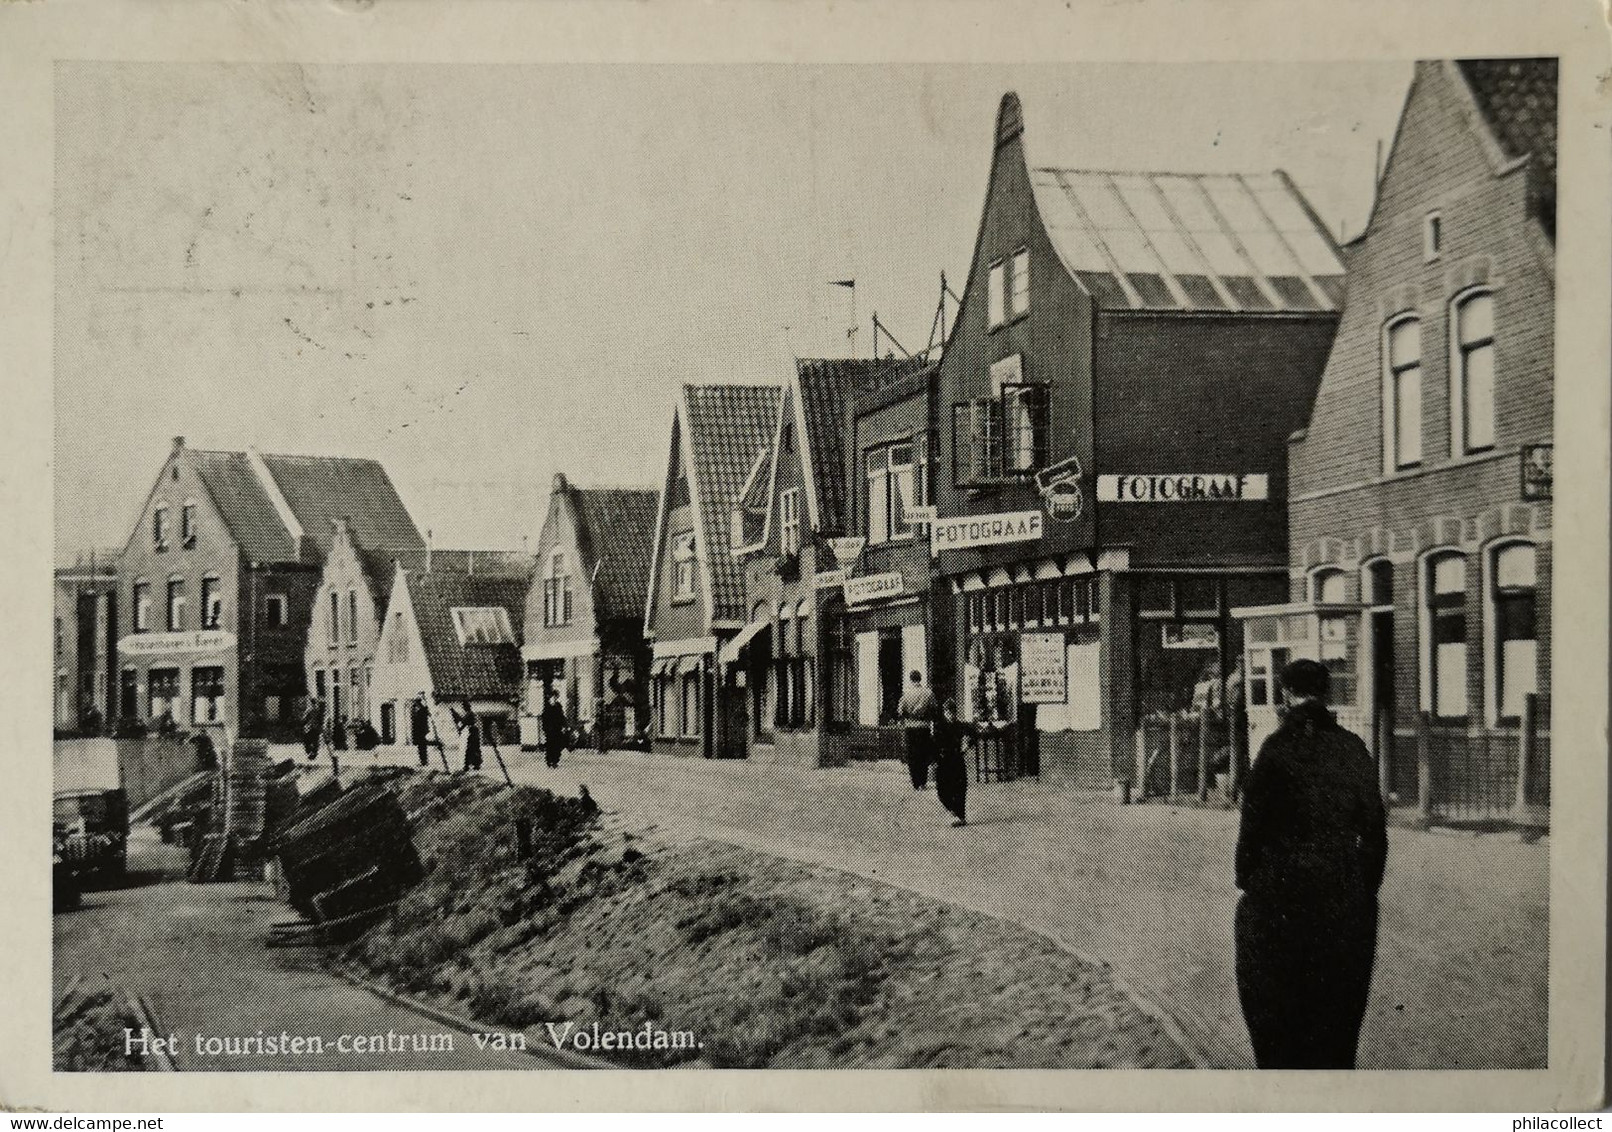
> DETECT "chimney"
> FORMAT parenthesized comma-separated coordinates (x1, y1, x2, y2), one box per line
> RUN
(172, 436, 185, 452)
(426, 528, 433, 573)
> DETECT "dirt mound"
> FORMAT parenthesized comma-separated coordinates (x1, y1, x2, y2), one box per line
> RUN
(345, 772, 1191, 1069)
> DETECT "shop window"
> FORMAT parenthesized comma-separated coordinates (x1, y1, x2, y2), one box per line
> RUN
(1424, 551, 1468, 720)
(1383, 316, 1423, 471)
(201, 576, 223, 629)
(780, 488, 802, 555)
(988, 258, 1006, 329)
(865, 443, 915, 544)
(823, 609, 854, 725)
(1453, 290, 1496, 454)
(152, 504, 170, 552)
(1489, 542, 1538, 722)
(191, 666, 224, 724)
(672, 532, 697, 602)
(181, 501, 197, 548)
(1011, 248, 1030, 317)
(166, 578, 186, 632)
(148, 667, 180, 722)
(1318, 614, 1358, 707)
(264, 593, 287, 628)
(680, 672, 701, 736)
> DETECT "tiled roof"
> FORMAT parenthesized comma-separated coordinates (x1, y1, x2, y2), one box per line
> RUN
(682, 383, 783, 622)
(1458, 58, 1557, 240)
(1029, 169, 1346, 312)
(358, 547, 533, 617)
(403, 568, 528, 702)
(259, 452, 423, 563)
(187, 447, 423, 567)
(795, 357, 928, 533)
(189, 450, 299, 564)
(569, 485, 660, 622)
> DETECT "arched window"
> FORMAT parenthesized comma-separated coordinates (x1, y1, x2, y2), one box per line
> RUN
(152, 503, 171, 552)
(1383, 316, 1423, 471)
(1488, 541, 1538, 722)
(1422, 551, 1468, 720)
(1364, 558, 1394, 608)
(1452, 290, 1496, 454)
(1309, 566, 1348, 605)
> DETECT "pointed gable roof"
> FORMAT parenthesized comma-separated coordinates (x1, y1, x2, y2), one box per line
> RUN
(648, 382, 781, 628)
(402, 567, 529, 702)
(559, 479, 660, 622)
(188, 449, 299, 563)
(1455, 58, 1557, 240)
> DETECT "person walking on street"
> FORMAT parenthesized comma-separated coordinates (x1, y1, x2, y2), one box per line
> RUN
(897, 670, 939, 790)
(932, 698, 972, 826)
(450, 698, 482, 773)
(541, 691, 568, 769)
(410, 695, 432, 768)
(1234, 658, 1388, 1069)
(301, 699, 325, 761)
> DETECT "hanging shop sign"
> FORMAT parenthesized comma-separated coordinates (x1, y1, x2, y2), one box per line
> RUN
(826, 537, 866, 566)
(1096, 473, 1269, 503)
(118, 629, 236, 657)
(905, 504, 937, 525)
(1018, 631, 1068, 704)
(1520, 444, 1552, 502)
(843, 572, 905, 605)
(929, 510, 1043, 554)
(814, 569, 848, 589)
(1034, 456, 1085, 524)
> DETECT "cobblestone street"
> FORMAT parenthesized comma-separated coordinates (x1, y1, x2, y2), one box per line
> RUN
(392, 744, 1549, 1070)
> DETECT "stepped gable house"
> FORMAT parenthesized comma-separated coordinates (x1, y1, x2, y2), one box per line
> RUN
(370, 552, 534, 752)
(522, 473, 659, 750)
(1278, 59, 1555, 825)
(644, 381, 782, 759)
(726, 356, 930, 766)
(930, 92, 1344, 788)
(115, 437, 422, 742)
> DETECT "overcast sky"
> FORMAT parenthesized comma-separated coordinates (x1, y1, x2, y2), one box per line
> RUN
(54, 61, 1411, 561)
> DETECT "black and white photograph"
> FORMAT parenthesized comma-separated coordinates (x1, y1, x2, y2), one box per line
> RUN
(7, 0, 1609, 1115)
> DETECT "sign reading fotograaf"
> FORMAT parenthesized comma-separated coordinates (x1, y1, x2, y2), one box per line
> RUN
(929, 510, 1043, 554)
(117, 629, 236, 657)
(843, 571, 904, 605)
(1097, 473, 1269, 502)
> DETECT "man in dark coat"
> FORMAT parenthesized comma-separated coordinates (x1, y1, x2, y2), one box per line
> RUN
(1234, 658, 1388, 1069)
(931, 698, 972, 827)
(410, 695, 432, 768)
(541, 692, 568, 769)
(301, 700, 325, 761)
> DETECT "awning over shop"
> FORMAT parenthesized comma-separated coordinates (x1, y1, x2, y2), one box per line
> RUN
(652, 657, 677, 677)
(718, 618, 771, 665)
(676, 653, 707, 675)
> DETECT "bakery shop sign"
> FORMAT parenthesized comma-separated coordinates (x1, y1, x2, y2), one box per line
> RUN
(1096, 473, 1269, 503)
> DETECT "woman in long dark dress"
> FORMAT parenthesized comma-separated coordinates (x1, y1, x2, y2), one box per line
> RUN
(451, 699, 482, 772)
(932, 698, 971, 827)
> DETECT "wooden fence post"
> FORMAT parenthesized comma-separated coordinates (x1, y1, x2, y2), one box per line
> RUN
(1415, 711, 1433, 825)
(1514, 692, 1537, 817)
(1197, 710, 1210, 802)
(1167, 712, 1179, 800)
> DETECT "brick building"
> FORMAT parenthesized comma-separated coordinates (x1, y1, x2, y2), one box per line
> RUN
(644, 381, 781, 759)
(930, 92, 1344, 788)
(726, 356, 927, 766)
(54, 553, 118, 734)
(115, 437, 421, 742)
(522, 473, 659, 750)
(1279, 59, 1555, 824)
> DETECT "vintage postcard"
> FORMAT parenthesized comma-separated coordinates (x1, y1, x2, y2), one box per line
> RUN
(1, 0, 1606, 1113)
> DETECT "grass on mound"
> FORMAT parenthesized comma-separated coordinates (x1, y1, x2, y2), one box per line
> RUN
(346, 771, 1190, 1069)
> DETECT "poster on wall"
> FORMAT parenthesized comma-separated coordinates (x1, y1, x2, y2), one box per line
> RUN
(1019, 632, 1067, 704)
(1161, 623, 1220, 650)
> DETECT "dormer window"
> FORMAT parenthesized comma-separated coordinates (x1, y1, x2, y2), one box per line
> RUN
(451, 606, 515, 646)
(1423, 211, 1443, 263)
